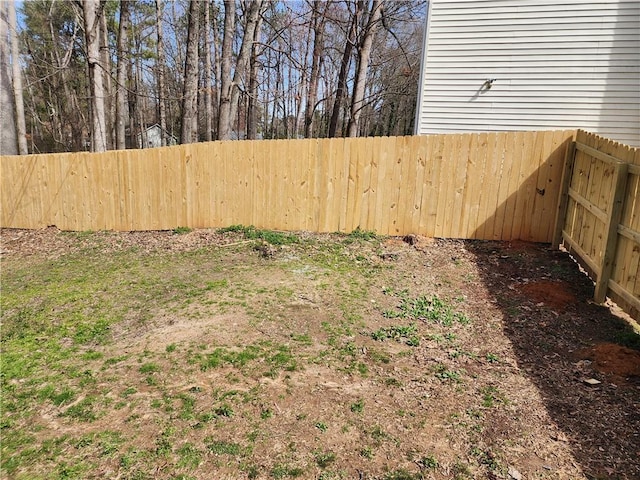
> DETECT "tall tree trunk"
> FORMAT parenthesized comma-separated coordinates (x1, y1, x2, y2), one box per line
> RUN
(211, 10, 220, 139)
(137, 51, 147, 147)
(127, 44, 136, 148)
(225, 0, 263, 140)
(328, 2, 360, 138)
(304, 0, 327, 139)
(203, 0, 213, 142)
(83, 0, 107, 152)
(155, 0, 167, 146)
(116, 0, 130, 150)
(347, 0, 383, 138)
(181, 0, 200, 144)
(246, 13, 262, 140)
(0, 2, 17, 154)
(217, 0, 234, 140)
(8, 1, 27, 154)
(294, 26, 309, 138)
(100, 9, 113, 149)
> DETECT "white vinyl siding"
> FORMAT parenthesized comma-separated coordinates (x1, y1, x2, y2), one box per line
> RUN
(415, 0, 640, 146)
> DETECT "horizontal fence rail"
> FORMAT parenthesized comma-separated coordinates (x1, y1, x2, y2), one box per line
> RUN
(554, 130, 640, 319)
(1, 131, 574, 242)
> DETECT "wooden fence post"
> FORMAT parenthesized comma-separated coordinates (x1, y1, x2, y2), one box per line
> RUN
(593, 162, 629, 303)
(552, 141, 576, 249)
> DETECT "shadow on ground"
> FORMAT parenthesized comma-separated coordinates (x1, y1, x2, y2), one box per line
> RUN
(466, 240, 640, 480)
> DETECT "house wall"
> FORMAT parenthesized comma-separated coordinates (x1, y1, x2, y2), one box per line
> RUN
(415, 0, 640, 146)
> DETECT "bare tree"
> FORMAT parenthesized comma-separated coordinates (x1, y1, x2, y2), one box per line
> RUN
(304, 0, 328, 138)
(8, 1, 27, 154)
(347, 0, 383, 137)
(203, 0, 213, 142)
(227, 0, 264, 139)
(115, 0, 130, 150)
(181, 0, 200, 144)
(155, 0, 168, 146)
(246, 9, 263, 140)
(82, 0, 107, 152)
(218, 0, 235, 140)
(0, 2, 17, 154)
(100, 9, 113, 148)
(328, 1, 360, 138)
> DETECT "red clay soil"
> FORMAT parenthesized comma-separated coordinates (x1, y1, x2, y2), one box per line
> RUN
(579, 342, 640, 378)
(518, 280, 578, 311)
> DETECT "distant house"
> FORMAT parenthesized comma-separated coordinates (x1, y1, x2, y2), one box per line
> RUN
(136, 124, 177, 149)
(415, 0, 640, 146)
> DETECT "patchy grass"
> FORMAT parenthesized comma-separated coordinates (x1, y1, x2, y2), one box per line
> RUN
(1, 228, 638, 479)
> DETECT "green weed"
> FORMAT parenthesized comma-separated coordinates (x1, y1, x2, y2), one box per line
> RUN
(63, 396, 99, 422)
(480, 385, 506, 408)
(205, 438, 242, 455)
(485, 353, 499, 363)
(360, 446, 374, 459)
(218, 225, 298, 245)
(383, 293, 471, 326)
(314, 450, 337, 468)
(315, 422, 328, 432)
(271, 464, 305, 478)
(382, 469, 420, 479)
(371, 324, 420, 346)
(434, 364, 462, 383)
(350, 399, 365, 413)
(214, 403, 234, 417)
(347, 227, 377, 241)
(418, 455, 439, 470)
(139, 362, 160, 374)
(177, 443, 202, 469)
(121, 387, 137, 398)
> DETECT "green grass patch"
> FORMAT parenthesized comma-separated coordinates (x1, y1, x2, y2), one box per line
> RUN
(218, 225, 299, 245)
(205, 437, 243, 455)
(371, 324, 420, 346)
(383, 292, 471, 326)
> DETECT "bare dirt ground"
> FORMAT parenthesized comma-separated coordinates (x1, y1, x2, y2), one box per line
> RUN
(1, 227, 639, 480)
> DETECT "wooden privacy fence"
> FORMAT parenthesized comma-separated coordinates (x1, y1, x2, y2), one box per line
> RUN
(1, 131, 573, 241)
(553, 130, 640, 319)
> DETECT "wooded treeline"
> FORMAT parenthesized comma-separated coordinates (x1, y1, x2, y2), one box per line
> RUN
(0, 0, 425, 154)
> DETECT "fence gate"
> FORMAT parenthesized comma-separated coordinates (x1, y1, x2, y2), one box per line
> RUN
(553, 131, 640, 320)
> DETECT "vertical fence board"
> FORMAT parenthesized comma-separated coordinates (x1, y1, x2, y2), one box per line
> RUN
(353, 138, 367, 231)
(2, 131, 579, 241)
(463, 133, 483, 238)
(435, 134, 454, 238)
(401, 136, 419, 234)
(476, 133, 498, 240)
(389, 136, 405, 236)
(450, 134, 470, 238)
(336, 138, 349, 232)
(395, 137, 412, 235)
(421, 135, 439, 237)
